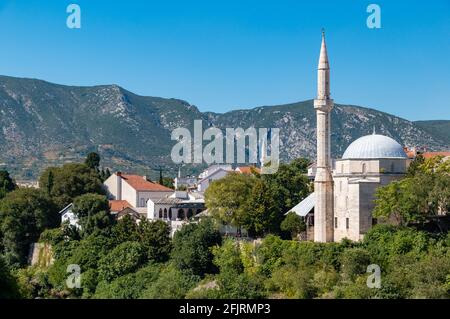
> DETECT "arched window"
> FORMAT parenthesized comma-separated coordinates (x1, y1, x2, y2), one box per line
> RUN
(159, 208, 163, 219)
(163, 208, 168, 219)
(187, 209, 193, 219)
(169, 208, 173, 220)
(178, 209, 184, 220)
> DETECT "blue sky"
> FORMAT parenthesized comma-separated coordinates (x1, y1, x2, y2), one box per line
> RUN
(0, 0, 448, 120)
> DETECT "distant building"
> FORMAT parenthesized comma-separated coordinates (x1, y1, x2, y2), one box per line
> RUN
(147, 190, 206, 237)
(197, 165, 233, 192)
(103, 172, 173, 214)
(116, 207, 142, 222)
(59, 203, 80, 229)
(421, 151, 450, 160)
(235, 166, 260, 175)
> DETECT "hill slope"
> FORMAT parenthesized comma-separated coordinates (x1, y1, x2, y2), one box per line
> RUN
(0, 75, 448, 179)
(414, 120, 450, 145)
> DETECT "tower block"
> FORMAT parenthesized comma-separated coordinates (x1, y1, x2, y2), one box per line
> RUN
(314, 31, 334, 242)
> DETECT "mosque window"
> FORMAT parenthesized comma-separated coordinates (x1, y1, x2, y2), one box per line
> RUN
(362, 163, 367, 174)
(163, 208, 167, 219)
(346, 218, 349, 229)
(334, 217, 338, 228)
(159, 209, 163, 219)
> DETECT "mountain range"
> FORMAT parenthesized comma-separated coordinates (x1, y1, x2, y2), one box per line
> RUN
(0, 75, 448, 180)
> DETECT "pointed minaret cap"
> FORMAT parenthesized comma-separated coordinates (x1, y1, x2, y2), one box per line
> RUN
(318, 29, 329, 70)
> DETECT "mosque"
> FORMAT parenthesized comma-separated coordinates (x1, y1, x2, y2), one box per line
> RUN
(291, 32, 411, 242)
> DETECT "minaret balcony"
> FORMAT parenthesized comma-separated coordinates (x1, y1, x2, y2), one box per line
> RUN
(314, 98, 334, 112)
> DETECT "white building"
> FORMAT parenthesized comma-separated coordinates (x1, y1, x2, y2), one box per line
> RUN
(59, 203, 80, 229)
(147, 190, 206, 237)
(197, 165, 233, 192)
(103, 172, 173, 215)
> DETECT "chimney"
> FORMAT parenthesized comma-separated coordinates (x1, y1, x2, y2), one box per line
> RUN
(143, 175, 147, 181)
(116, 172, 122, 200)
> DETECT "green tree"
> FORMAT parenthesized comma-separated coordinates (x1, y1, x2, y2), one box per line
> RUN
(72, 193, 113, 238)
(85, 152, 101, 170)
(138, 219, 172, 262)
(94, 263, 162, 299)
(141, 263, 200, 299)
(0, 188, 58, 266)
(111, 215, 139, 244)
(0, 255, 19, 298)
(171, 218, 222, 276)
(205, 173, 256, 230)
(39, 163, 104, 208)
(0, 170, 16, 200)
(97, 241, 145, 282)
(281, 212, 306, 239)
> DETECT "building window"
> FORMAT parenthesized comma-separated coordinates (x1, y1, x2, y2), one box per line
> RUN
(339, 181, 342, 192)
(346, 218, 349, 229)
(390, 162, 395, 173)
(140, 198, 145, 207)
(169, 208, 172, 220)
(362, 163, 367, 174)
(159, 209, 163, 219)
(163, 208, 167, 219)
(334, 217, 338, 228)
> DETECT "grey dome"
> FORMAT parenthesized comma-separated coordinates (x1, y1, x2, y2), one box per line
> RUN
(342, 134, 407, 159)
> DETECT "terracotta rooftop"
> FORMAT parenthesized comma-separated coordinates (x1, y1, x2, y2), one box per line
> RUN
(236, 166, 261, 174)
(119, 173, 173, 192)
(421, 152, 450, 159)
(109, 200, 132, 212)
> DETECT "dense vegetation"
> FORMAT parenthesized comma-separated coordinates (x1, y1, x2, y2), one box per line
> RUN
(0, 156, 449, 299)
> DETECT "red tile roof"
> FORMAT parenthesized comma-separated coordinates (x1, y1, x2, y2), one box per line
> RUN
(120, 174, 173, 192)
(236, 166, 261, 174)
(109, 200, 132, 212)
(421, 152, 450, 159)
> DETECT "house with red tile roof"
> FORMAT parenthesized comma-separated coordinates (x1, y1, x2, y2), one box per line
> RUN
(103, 172, 173, 214)
(235, 166, 261, 175)
(421, 151, 450, 160)
(109, 199, 132, 214)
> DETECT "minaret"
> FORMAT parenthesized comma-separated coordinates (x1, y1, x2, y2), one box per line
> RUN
(313, 30, 334, 242)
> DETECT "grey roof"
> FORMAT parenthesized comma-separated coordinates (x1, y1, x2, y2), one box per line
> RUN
(58, 203, 73, 214)
(285, 193, 315, 217)
(342, 134, 407, 160)
(155, 198, 183, 205)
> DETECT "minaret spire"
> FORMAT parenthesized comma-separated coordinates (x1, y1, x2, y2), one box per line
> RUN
(313, 30, 334, 243)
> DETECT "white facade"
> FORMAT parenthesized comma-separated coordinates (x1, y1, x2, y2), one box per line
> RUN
(333, 157, 409, 241)
(60, 203, 80, 229)
(103, 172, 173, 214)
(197, 167, 232, 192)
